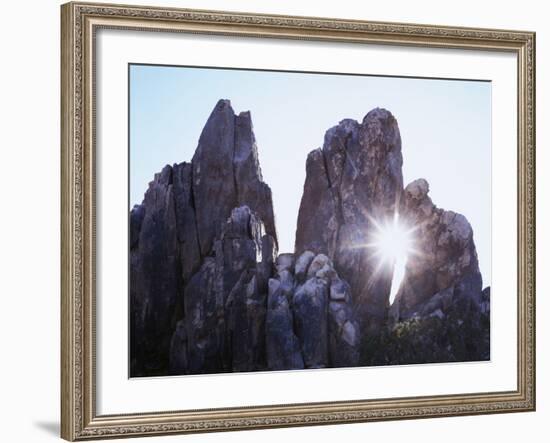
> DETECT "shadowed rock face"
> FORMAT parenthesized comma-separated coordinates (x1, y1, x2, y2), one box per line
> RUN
(130, 100, 277, 376)
(266, 276, 304, 371)
(265, 250, 360, 371)
(130, 165, 182, 376)
(295, 109, 403, 333)
(182, 206, 273, 373)
(381, 179, 489, 364)
(131, 101, 489, 376)
(390, 179, 482, 322)
(192, 100, 277, 256)
(177, 205, 360, 375)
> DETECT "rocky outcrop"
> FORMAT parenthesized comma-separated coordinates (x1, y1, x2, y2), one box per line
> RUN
(176, 206, 274, 374)
(130, 165, 182, 376)
(220, 207, 271, 372)
(192, 100, 277, 256)
(173, 208, 359, 375)
(182, 256, 223, 373)
(266, 251, 359, 370)
(173, 162, 202, 283)
(130, 100, 360, 377)
(390, 179, 482, 322)
(328, 277, 360, 367)
(266, 277, 304, 371)
(131, 101, 489, 376)
(293, 268, 329, 368)
(130, 100, 277, 376)
(295, 109, 403, 333)
(381, 179, 490, 364)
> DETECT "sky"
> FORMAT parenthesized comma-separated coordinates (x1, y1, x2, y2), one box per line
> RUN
(129, 64, 491, 289)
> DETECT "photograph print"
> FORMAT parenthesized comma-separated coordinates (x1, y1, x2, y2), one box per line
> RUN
(129, 64, 491, 378)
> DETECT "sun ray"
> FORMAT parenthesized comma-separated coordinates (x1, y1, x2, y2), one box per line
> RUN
(342, 210, 420, 301)
(365, 211, 418, 302)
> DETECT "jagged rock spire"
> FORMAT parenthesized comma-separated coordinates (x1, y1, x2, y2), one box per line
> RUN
(295, 108, 404, 333)
(130, 99, 277, 376)
(192, 99, 277, 257)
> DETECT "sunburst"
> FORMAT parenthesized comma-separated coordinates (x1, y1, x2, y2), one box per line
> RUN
(363, 212, 421, 303)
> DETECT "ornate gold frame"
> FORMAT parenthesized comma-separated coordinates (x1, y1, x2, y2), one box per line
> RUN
(60, 1, 536, 440)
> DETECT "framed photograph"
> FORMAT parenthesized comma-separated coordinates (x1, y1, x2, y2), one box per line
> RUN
(61, 1, 536, 440)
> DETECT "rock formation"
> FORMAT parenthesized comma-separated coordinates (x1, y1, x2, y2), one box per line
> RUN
(382, 179, 490, 363)
(131, 99, 277, 376)
(191, 100, 277, 256)
(390, 179, 482, 322)
(295, 109, 403, 334)
(130, 100, 489, 377)
(130, 165, 181, 376)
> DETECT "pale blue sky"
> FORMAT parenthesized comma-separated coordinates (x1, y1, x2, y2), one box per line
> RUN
(130, 64, 491, 287)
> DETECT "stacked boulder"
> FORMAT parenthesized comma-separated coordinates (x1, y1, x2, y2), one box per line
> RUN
(266, 251, 360, 371)
(169, 208, 360, 375)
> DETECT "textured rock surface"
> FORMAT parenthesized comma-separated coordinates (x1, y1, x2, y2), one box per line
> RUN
(221, 207, 269, 372)
(130, 100, 277, 376)
(180, 206, 275, 374)
(192, 100, 277, 256)
(183, 257, 224, 373)
(265, 278, 304, 370)
(130, 166, 182, 376)
(295, 109, 403, 334)
(167, 211, 359, 374)
(172, 162, 202, 283)
(328, 278, 360, 367)
(390, 179, 482, 322)
(268, 251, 359, 370)
(380, 179, 490, 364)
(131, 102, 489, 376)
(168, 320, 188, 375)
(293, 277, 329, 368)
